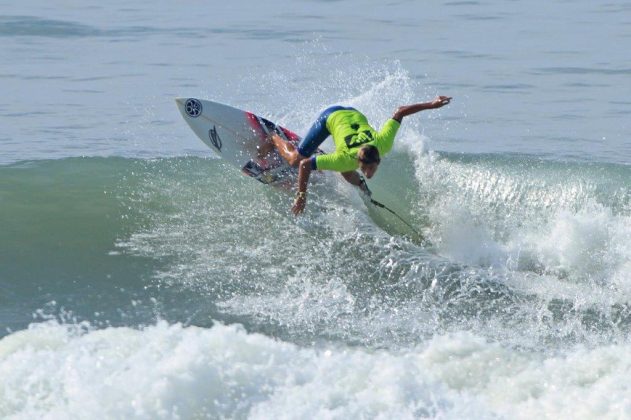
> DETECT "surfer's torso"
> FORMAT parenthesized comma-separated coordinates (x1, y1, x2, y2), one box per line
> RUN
(315, 109, 400, 172)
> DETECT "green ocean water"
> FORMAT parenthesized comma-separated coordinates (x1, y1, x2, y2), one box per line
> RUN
(2, 155, 629, 346)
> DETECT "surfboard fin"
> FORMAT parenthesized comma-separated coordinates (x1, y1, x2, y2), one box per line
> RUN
(242, 159, 296, 184)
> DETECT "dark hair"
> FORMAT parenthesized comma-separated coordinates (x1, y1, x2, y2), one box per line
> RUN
(358, 145, 380, 164)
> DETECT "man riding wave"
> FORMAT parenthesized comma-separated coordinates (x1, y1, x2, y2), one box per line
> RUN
(260, 96, 451, 214)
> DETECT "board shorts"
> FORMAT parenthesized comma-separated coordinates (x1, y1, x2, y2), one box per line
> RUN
(297, 105, 356, 157)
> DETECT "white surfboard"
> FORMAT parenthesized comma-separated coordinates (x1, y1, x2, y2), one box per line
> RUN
(175, 97, 320, 185)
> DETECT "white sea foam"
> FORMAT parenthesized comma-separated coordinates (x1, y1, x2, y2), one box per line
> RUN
(405, 147, 631, 304)
(2, 321, 631, 419)
(515, 204, 631, 286)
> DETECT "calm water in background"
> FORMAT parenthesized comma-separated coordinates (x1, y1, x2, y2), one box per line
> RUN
(2, 0, 630, 164)
(1, 1, 631, 418)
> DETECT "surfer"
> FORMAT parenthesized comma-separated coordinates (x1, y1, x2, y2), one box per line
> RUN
(260, 96, 451, 215)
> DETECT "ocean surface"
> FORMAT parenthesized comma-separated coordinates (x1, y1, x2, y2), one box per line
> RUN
(1, 1, 630, 418)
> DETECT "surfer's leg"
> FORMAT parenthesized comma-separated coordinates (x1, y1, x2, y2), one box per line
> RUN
(270, 133, 304, 166)
(267, 105, 351, 166)
(296, 105, 347, 158)
(257, 137, 275, 158)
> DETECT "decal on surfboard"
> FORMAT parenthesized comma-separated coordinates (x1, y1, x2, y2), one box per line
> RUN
(208, 126, 222, 151)
(184, 98, 202, 118)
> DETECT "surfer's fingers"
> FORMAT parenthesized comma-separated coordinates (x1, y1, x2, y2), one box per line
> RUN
(439, 98, 451, 106)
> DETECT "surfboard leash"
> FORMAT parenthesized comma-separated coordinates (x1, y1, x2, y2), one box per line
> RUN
(368, 198, 422, 238)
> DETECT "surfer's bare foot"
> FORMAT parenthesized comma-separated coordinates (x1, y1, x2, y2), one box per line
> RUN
(257, 135, 275, 158)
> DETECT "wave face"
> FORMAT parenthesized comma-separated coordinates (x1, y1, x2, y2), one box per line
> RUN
(2, 155, 629, 348)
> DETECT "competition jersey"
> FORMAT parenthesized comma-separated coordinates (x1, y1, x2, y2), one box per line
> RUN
(314, 109, 400, 172)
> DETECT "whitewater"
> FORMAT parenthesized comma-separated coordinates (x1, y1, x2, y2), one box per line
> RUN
(1, 1, 630, 419)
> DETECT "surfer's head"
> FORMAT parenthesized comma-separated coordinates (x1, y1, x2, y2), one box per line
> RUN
(358, 145, 380, 179)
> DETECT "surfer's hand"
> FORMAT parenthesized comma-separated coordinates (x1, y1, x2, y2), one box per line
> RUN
(359, 177, 372, 197)
(292, 193, 307, 215)
(431, 96, 452, 108)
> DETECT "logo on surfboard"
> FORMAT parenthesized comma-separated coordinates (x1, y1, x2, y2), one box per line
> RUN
(209, 125, 222, 151)
(184, 98, 202, 118)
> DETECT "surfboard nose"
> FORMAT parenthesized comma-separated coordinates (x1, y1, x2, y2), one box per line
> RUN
(174, 97, 185, 111)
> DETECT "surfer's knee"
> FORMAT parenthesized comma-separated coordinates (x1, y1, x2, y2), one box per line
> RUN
(288, 152, 307, 167)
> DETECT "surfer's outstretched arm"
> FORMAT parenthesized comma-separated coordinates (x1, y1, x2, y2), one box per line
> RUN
(392, 96, 452, 122)
(292, 158, 312, 215)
